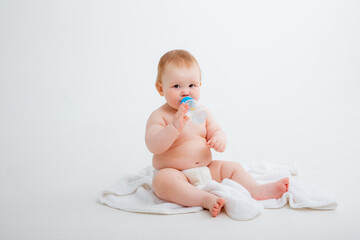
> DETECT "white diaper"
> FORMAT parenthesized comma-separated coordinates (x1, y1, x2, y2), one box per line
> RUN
(182, 167, 212, 186)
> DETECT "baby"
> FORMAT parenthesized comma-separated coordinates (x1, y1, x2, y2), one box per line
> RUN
(145, 50, 289, 217)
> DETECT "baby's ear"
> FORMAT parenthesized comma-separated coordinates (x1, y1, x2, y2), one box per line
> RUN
(156, 82, 164, 96)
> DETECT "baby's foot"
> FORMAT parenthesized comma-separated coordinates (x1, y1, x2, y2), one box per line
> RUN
(251, 177, 289, 201)
(203, 195, 225, 217)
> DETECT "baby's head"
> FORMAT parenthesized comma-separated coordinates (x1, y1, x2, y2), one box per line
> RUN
(156, 50, 202, 109)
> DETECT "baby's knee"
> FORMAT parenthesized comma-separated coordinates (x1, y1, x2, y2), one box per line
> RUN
(218, 160, 244, 178)
(222, 160, 243, 169)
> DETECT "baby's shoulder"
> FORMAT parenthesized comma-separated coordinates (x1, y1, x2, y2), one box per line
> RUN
(149, 104, 168, 117)
(200, 104, 213, 117)
(147, 104, 171, 125)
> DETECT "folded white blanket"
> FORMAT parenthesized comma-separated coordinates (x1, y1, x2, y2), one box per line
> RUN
(99, 162, 337, 220)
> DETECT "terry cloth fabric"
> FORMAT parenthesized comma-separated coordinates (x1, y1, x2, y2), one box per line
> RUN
(99, 162, 337, 221)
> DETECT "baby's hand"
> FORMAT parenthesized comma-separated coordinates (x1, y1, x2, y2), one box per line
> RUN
(172, 103, 190, 131)
(207, 135, 226, 152)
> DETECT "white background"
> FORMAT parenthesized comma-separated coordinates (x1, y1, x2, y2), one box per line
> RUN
(1, 0, 359, 239)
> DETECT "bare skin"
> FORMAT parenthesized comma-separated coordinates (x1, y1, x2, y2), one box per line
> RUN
(146, 62, 288, 217)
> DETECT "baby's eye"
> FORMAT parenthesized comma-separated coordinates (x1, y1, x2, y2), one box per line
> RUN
(189, 84, 195, 88)
(174, 84, 180, 88)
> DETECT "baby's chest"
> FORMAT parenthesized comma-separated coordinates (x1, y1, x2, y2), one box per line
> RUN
(181, 121, 207, 138)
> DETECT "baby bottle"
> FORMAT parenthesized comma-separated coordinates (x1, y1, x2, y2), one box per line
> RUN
(180, 97, 207, 124)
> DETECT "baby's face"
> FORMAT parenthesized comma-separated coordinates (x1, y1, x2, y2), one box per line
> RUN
(160, 63, 201, 110)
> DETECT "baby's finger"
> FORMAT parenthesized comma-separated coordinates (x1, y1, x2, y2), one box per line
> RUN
(179, 102, 185, 110)
(176, 104, 184, 116)
(210, 139, 217, 148)
(184, 103, 189, 109)
(213, 141, 221, 151)
(177, 104, 185, 116)
(180, 103, 189, 114)
(217, 144, 225, 152)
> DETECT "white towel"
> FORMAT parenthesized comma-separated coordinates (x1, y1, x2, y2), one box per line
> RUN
(99, 162, 337, 220)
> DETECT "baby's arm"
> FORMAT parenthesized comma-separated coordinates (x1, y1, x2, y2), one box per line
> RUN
(205, 108, 227, 152)
(145, 104, 189, 154)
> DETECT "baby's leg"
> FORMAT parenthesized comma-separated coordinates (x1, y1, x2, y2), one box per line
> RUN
(209, 161, 289, 200)
(153, 168, 225, 217)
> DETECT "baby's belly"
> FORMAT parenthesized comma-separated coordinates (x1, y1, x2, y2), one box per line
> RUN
(152, 139, 212, 171)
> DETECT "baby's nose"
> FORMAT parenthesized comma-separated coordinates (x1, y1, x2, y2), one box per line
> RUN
(182, 92, 190, 97)
(181, 89, 190, 97)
